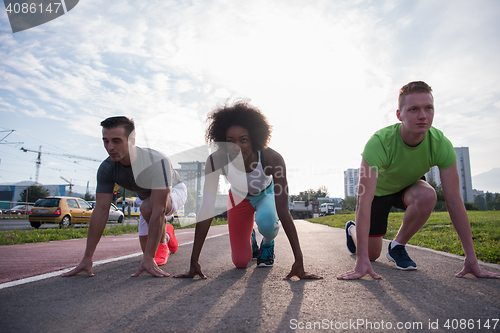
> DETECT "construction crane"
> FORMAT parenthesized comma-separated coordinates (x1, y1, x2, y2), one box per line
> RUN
(0, 130, 23, 145)
(60, 176, 74, 196)
(20, 146, 101, 184)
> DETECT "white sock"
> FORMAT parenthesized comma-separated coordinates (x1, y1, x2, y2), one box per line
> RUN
(161, 240, 167, 245)
(391, 240, 404, 249)
(347, 225, 354, 236)
(166, 232, 170, 243)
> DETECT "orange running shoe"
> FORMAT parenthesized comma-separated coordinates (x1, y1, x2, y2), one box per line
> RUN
(166, 223, 178, 253)
(154, 242, 169, 266)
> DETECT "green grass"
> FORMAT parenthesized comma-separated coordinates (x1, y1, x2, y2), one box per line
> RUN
(0, 214, 30, 220)
(308, 211, 500, 264)
(0, 218, 229, 246)
(0, 223, 140, 245)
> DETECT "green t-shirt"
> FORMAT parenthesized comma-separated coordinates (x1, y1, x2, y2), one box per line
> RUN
(362, 123, 456, 196)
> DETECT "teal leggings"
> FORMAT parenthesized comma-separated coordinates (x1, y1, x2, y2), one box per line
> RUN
(227, 183, 280, 268)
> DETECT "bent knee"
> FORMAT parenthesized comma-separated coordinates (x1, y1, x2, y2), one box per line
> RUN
(408, 182, 437, 207)
(423, 189, 437, 205)
(257, 220, 279, 238)
(140, 204, 152, 220)
(369, 252, 381, 261)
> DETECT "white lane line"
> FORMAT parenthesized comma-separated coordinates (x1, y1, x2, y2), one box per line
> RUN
(0, 252, 142, 290)
(0, 231, 228, 290)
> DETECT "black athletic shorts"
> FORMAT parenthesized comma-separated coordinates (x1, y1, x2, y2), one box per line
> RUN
(369, 176, 427, 237)
(369, 188, 407, 237)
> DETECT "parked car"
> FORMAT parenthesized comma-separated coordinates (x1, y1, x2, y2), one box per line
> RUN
(88, 201, 124, 223)
(29, 196, 93, 229)
(4, 204, 34, 215)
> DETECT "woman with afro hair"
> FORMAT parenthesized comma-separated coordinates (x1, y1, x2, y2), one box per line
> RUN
(175, 101, 322, 280)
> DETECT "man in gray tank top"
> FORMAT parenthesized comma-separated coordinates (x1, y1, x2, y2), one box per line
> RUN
(62, 116, 186, 278)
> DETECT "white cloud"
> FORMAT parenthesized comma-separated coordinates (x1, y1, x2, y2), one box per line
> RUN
(0, 97, 15, 112)
(0, 0, 499, 194)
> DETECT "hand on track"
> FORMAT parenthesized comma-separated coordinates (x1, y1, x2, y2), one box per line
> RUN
(284, 261, 323, 280)
(131, 257, 170, 277)
(61, 257, 94, 277)
(173, 262, 207, 279)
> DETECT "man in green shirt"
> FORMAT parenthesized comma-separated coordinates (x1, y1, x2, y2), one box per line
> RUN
(337, 81, 500, 280)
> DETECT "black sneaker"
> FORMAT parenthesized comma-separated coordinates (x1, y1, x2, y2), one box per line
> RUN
(257, 240, 275, 267)
(345, 221, 356, 254)
(386, 242, 417, 270)
(251, 229, 260, 260)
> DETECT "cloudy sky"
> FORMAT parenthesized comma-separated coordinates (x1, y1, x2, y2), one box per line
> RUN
(1, 0, 500, 197)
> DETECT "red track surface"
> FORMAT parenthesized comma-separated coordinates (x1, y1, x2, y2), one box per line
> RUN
(0, 225, 228, 284)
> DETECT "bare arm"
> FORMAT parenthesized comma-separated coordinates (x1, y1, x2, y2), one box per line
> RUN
(441, 162, 500, 278)
(266, 148, 322, 280)
(337, 158, 381, 280)
(62, 192, 112, 277)
(441, 162, 475, 257)
(354, 158, 378, 263)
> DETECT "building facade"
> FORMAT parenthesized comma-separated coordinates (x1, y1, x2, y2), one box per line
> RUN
(174, 161, 232, 215)
(454, 147, 474, 203)
(175, 161, 206, 212)
(424, 147, 474, 203)
(344, 168, 359, 198)
(175, 161, 206, 193)
(425, 165, 441, 186)
(0, 183, 70, 209)
(175, 162, 205, 191)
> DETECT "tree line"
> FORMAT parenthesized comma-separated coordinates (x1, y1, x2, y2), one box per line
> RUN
(18, 184, 96, 204)
(338, 182, 500, 213)
(20, 183, 500, 213)
(290, 186, 329, 202)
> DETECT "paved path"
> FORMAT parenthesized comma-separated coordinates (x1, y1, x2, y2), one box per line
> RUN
(0, 220, 499, 333)
(0, 224, 227, 284)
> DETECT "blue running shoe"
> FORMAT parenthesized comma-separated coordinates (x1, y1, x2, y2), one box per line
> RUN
(257, 240, 275, 267)
(345, 221, 356, 254)
(386, 242, 417, 270)
(251, 229, 260, 260)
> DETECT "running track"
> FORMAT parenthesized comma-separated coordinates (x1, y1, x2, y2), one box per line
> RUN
(0, 224, 229, 287)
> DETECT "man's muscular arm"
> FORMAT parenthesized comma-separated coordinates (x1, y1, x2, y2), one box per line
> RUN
(441, 162, 500, 278)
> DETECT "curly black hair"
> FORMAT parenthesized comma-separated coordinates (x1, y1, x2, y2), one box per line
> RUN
(205, 100, 272, 151)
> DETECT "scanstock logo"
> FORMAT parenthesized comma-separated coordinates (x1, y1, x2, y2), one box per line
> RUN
(127, 139, 249, 223)
(4, 0, 79, 33)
